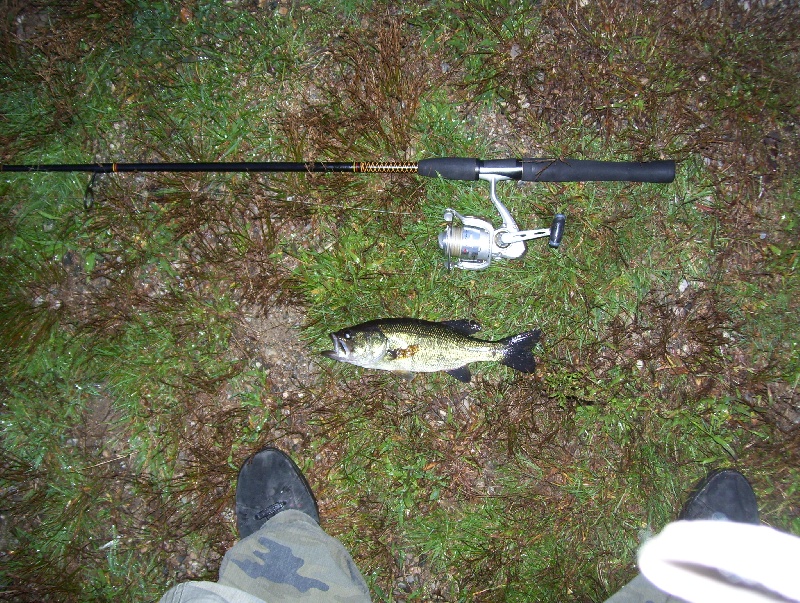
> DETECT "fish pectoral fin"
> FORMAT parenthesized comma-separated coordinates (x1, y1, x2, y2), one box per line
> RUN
(393, 371, 416, 381)
(445, 366, 472, 383)
(441, 319, 482, 335)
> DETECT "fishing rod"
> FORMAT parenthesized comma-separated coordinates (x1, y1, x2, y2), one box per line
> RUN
(2, 156, 676, 270)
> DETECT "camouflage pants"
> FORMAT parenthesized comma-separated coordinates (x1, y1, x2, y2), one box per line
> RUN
(159, 510, 371, 603)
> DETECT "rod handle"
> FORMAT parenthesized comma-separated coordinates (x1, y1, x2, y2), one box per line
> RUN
(521, 159, 675, 183)
(417, 157, 480, 180)
(417, 158, 676, 183)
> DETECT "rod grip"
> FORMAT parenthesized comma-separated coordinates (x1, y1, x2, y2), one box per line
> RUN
(522, 159, 675, 183)
(417, 157, 480, 181)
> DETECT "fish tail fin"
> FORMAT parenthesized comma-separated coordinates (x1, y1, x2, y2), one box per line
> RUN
(499, 329, 541, 374)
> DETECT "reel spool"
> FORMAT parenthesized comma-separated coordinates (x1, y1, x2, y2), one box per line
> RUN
(437, 174, 566, 270)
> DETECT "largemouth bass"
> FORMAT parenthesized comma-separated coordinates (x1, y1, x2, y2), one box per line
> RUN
(321, 318, 540, 382)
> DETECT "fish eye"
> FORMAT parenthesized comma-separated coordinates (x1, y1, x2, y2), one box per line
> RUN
(343, 330, 352, 339)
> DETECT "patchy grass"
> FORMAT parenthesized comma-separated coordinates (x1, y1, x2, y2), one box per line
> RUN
(1, 0, 799, 601)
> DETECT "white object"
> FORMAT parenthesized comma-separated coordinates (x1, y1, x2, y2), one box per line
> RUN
(639, 520, 800, 603)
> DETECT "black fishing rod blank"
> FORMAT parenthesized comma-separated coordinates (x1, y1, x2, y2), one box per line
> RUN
(0, 161, 420, 175)
(2, 156, 676, 271)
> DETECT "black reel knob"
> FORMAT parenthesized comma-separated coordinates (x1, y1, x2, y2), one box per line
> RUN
(548, 214, 566, 248)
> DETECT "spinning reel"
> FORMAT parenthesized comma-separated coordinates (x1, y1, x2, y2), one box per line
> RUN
(438, 174, 565, 270)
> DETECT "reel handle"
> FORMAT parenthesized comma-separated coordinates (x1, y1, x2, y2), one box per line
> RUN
(549, 213, 566, 248)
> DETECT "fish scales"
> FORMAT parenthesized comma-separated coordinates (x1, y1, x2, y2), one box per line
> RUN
(381, 322, 501, 371)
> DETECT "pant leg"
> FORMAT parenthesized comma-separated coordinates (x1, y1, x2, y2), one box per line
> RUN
(604, 574, 689, 603)
(160, 581, 269, 603)
(217, 509, 371, 603)
(159, 510, 371, 603)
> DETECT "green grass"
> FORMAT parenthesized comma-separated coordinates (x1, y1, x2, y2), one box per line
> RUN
(2, 1, 799, 601)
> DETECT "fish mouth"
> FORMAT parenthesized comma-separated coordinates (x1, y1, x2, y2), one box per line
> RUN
(322, 333, 351, 359)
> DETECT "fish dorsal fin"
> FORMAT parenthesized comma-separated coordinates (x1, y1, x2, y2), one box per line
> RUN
(446, 366, 472, 382)
(441, 319, 482, 336)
